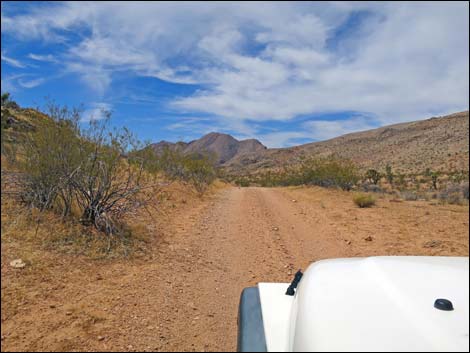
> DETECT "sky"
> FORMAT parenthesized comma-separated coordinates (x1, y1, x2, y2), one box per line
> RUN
(1, 1, 469, 148)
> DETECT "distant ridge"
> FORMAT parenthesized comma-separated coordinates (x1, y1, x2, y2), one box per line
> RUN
(149, 132, 267, 165)
(150, 111, 469, 174)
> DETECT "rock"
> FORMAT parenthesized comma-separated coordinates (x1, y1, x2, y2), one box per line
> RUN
(272, 227, 279, 231)
(423, 240, 442, 248)
(49, 304, 56, 309)
(98, 336, 105, 341)
(10, 259, 26, 269)
(292, 199, 297, 202)
(345, 240, 352, 245)
(66, 311, 72, 316)
(364, 236, 373, 242)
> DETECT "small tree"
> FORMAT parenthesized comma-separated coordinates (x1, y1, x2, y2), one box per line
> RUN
(365, 169, 381, 185)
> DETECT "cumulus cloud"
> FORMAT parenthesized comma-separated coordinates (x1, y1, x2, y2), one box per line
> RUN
(2, 1, 468, 145)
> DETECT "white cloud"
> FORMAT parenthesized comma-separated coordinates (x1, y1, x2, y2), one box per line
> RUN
(18, 77, 45, 88)
(257, 131, 311, 148)
(28, 53, 58, 63)
(302, 116, 379, 141)
(81, 102, 113, 122)
(1, 51, 26, 68)
(2, 1, 469, 145)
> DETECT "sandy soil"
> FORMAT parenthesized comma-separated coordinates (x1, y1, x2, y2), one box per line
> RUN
(1, 186, 469, 351)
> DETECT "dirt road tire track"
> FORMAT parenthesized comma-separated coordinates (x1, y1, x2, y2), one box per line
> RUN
(2, 186, 468, 352)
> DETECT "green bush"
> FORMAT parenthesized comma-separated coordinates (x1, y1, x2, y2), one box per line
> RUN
(21, 103, 159, 236)
(227, 157, 360, 190)
(183, 155, 217, 195)
(353, 193, 376, 208)
(299, 157, 359, 191)
(365, 169, 381, 185)
(234, 177, 250, 187)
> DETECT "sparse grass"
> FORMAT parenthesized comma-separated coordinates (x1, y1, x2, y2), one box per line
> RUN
(353, 193, 376, 208)
(1, 198, 150, 259)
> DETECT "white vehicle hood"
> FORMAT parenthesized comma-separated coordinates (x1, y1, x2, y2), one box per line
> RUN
(258, 256, 469, 352)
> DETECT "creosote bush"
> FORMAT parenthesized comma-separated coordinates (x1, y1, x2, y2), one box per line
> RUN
(20, 103, 161, 237)
(133, 146, 217, 195)
(233, 156, 360, 190)
(353, 193, 376, 208)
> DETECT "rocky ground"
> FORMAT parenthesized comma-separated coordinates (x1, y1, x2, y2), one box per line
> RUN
(1, 185, 469, 351)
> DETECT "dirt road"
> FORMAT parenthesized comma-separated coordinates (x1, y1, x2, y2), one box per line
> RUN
(2, 186, 469, 351)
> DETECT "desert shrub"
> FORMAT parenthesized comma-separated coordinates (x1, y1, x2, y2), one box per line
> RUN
(147, 147, 216, 192)
(20, 103, 160, 236)
(1, 93, 21, 162)
(1, 92, 19, 109)
(463, 183, 469, 200)
(299, 157, 360, 191)
(156, 147, 189, 180)
(233, 157, 360, 190)
(1, 109, 17, 162)
(21, 110, 82, 213)
(361, 183, 383, 193)
(395, 173, 406, 190)
(235, 177, 250, 187)
(365, 169, 381, 185)
(182, 154, 217, 195)
(438, 191, 464, 205)
(353, 193, 376, 208)
(400, 191, 419, 201)
(385, 164, 394, 185)
(430, 171, 439, 190)
(449, 170, 469, 184)
(438, 184, 469, 205)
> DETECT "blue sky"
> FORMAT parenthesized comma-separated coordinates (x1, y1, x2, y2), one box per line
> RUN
(1, 1, 469, 147)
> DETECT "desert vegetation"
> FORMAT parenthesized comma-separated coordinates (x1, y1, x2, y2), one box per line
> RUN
(1, 94, 217, 254)
(229, 156, 360, 190)
(353, 193, 376, 208)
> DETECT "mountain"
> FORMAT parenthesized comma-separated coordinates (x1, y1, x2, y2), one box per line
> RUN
(223, 111, 469, 175)
(149, 132, 267, 165)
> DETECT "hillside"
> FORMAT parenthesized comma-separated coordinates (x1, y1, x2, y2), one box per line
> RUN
(3, 105, 468, 176)
(223, 111, 470, 175)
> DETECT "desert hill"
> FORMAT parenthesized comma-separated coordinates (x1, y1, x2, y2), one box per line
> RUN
(223, 111, 469, 175)
(150, 132, 267, 165)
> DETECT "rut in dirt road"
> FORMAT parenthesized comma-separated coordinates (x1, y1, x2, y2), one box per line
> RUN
(4, 186, 466, 352)
(165, 186, 348, 352)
